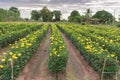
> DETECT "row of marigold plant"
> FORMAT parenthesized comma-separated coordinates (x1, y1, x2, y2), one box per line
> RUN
(47, 24, 68, 73)
(0, 23, 32, 35)
(0, 23, 43, 49)
(57, 23, 119, 79)
(0, 24, 48, 80)
(66, 25, 120, 61)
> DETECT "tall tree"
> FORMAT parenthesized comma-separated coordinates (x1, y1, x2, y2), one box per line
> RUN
(68, 10, 81, 23)
(53, 10, 62, 21)
(92, 10, 114, 24)
(31, 10, 40, 21)
(40, 6, 53, 22)
(0, 8, 20, 21)
(9, 7, 20, 17)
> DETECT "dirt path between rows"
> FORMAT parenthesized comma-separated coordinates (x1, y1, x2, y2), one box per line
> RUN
(61, 33, 99, 80)
(16, 29, 55, 80)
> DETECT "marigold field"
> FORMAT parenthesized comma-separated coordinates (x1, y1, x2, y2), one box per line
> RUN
(0, 22, 119, 80)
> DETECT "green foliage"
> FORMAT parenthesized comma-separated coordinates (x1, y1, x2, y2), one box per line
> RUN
(9, 7, 20, 17)
(40, 6, 53, 22)
(68, 10, 81, 23)
(48, 24, 68, 73)
(31, 10, 40, 21)
(52, 10, 61, 21)
(0, 24, 48, 80)
(93, 10, 114, 24)
(31, 7, 53, 22)
(57, 23, 119, 79)
(0, 7, 20, 21)
(116, 23, 120, 27)
(0, 23, 42, 49)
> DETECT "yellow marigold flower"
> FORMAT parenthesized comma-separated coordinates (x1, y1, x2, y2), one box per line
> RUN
(50, 53, 52, 57)
(111, 54, 115, 57)
(8, 58, 12, 61)
(53, 48, 56, 51)
(21, 43, 24, 47)
(107, 54, 110, 58)
(27, 43, 32, 47)
(1, 58, 5, 62)
(12, 54, 18, 59)
(54, 51, 57, 55)
(9, 52, 13, 55)
(50, 43, 53, 44)
(62, 46, 65, 48)
(110, 39, 113, 43)
(18, 53, 22, 57)
(85, 45, 91, 50)
(16, 46, 18, 48)
(57, 55, 60, 57)
(3, 52, 6, 55)
(0, 65, 3, 69)
(11, 46, 14, 48)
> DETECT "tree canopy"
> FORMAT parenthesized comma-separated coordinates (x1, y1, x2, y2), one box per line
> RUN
(52, 10, 61, 21)
(31, 7, 54, 22)
(0, 7, 20, 21)
(68, 10, 81, 23)
(40, 6, 53, 22)
(31, 10, 40, 21)
(92, 10, 114, 24)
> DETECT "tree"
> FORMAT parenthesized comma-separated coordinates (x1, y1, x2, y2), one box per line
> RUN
(92, 10, 114, 24)
(9, 7, 20, 17)
(31, 10, 40, 21)
(68, 10, 81, 23)
(40, 6, 53, 22)
(52, 10, 62, 21)
(0, 8, 20, 21)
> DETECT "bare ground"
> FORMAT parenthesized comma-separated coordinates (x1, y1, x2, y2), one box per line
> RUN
(16, 29, 55, 80)
(16, 29, 99, 80)
(61, 33, 99, 80)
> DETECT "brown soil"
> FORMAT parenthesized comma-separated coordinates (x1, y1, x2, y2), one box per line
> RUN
(16, 29, 55, 80)
(61, 33, 99, 80)
(16, 28, 99, 80)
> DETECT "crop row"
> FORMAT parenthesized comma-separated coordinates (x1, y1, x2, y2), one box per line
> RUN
(0, 23, 33, 35)
(0, 24, 48, 80)
(57, 24, 118, 78)
(0, 23, 43, 49)
(48, 24, 68, 73)
(63, 25, 120, 61)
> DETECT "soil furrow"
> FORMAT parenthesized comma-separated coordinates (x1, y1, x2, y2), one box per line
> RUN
(61, 33, 99, 80)
(16, 28, 53, 80)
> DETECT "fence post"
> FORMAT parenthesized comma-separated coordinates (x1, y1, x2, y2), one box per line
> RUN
(100, 58, 107, 80)
(115, 56, 118, 80)
(11, 59, 14, 80)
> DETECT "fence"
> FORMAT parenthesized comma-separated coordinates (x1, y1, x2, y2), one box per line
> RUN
(101, 57, 120, 80)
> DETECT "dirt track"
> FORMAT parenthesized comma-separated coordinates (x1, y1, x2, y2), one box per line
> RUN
(16, 29, 53, 80)
(61, 33, 99, 80)
(16, 29, 99, 80)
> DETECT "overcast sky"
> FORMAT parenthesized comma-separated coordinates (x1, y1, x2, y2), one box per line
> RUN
(0, 0, 120, 20)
